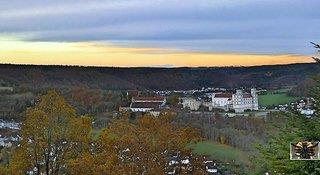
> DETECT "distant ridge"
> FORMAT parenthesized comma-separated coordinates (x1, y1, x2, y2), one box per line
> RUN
(0, 63, 319, 90)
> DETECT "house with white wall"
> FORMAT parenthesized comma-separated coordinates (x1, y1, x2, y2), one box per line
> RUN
(180, 97, 202, 111)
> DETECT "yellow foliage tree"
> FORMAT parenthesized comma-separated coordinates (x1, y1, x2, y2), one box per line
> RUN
(68, 113, 206, 174)
(2, 90, 92, 175)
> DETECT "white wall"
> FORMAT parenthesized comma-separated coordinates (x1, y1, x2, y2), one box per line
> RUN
(181, 98, 201, 111)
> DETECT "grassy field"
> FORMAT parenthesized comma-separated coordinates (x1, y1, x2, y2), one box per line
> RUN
(191, 141, 250, 165)
(259, 89, 299, 107)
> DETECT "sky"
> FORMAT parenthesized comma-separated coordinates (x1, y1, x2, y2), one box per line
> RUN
(0, 0, 319, 67)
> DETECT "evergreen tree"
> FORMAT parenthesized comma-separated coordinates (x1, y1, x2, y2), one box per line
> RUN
(252, 43, 320, 174)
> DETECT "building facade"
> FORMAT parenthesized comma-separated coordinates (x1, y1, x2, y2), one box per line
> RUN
(129, 96, 166, 113)
(211, 93, 232, 111)
(180, 97, 213, 111)
(180, 97, 202, 111)
(212, 88, 259, 113)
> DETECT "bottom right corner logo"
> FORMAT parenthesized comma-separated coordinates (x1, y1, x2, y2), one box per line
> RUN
(290, 141, 319, 160)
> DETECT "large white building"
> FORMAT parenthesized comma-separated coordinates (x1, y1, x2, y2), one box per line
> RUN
(212, 89, 259, 113)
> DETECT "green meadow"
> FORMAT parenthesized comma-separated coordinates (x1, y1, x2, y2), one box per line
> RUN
(258, 89, 299, 107)
(191, 141, 250, 165)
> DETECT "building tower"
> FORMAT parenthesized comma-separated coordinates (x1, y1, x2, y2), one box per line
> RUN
(232, 90, 244, 113)
(251, 88, 259, 110)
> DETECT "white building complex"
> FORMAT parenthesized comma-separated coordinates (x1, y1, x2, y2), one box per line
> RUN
(212, 89, 259, 113)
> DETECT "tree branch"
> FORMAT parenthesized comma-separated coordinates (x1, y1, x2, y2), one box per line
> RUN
(310, 42, 320, 49)
(311, 42, 320, 63)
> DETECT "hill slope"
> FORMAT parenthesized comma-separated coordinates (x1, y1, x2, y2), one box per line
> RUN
(0, 63, 318, 90)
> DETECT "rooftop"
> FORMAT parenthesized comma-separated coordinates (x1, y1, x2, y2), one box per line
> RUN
(131, 102, 163, 109)
(243, 93, 253, 98)
(213, 93, 232, 98)
(133, 96, 166, 102)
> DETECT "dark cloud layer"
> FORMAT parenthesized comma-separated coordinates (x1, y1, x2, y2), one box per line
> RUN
(0, 0, 319, 54)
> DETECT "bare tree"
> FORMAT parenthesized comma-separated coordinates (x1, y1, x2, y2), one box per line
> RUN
(311, 42, 320, 62)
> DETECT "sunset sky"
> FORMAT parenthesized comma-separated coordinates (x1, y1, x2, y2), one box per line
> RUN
(0, 0, 319, 67)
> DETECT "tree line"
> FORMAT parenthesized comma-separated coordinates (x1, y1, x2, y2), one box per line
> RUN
(1, 63, 319, 91)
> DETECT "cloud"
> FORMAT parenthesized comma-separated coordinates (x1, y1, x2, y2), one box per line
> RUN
(0, 0, 319, 54)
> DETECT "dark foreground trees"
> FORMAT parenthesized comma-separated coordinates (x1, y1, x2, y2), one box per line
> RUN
(252, 43, 320, 174)
(252, 112, 320, 174)
(0, 91, 205, 174)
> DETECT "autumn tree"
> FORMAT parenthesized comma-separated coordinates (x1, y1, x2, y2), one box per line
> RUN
(68, 112, 206, 174)
(1, 90, 92, 175)
(167, 93, 180, 107)
(67, 86, 103, 114)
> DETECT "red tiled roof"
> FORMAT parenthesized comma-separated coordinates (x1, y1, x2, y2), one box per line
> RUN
(133, 96, 165, 102)
(214, 93, 232, 98)
(243, 93, 252, 98)
(131, 102, 163, 109)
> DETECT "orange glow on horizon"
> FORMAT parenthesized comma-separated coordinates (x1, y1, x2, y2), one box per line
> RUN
(0, 37, 314, 67)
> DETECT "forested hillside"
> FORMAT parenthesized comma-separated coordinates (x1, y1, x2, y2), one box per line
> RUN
(0, 63, 318, 90)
